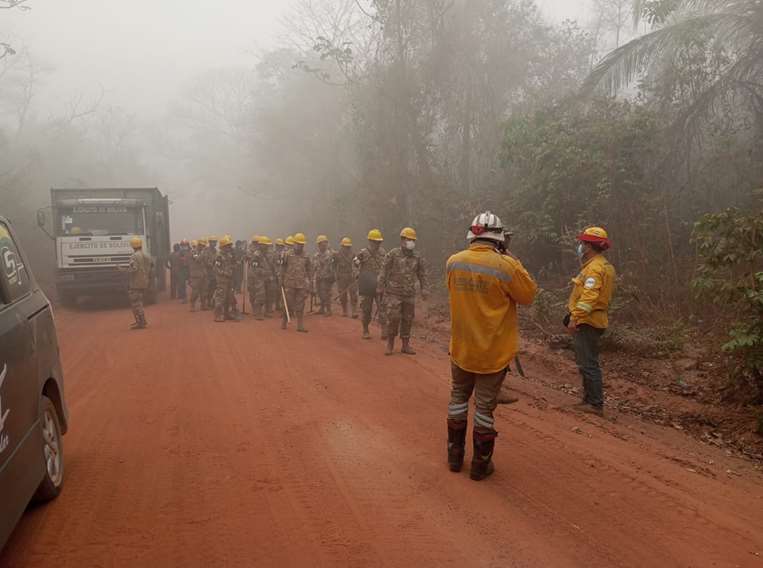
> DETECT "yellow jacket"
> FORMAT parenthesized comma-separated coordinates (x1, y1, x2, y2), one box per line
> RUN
(447, 244, 538, 374)
(568, 254, 616, 329)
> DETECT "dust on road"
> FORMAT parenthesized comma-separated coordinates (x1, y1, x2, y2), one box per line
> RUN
(2, 299, 762, 567)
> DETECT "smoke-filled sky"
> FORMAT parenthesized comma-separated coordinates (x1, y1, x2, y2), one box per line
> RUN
(3, 0, 591, 116)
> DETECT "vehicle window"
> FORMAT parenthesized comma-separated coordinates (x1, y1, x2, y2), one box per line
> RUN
(58, 206, 145, 237)
(0, 222, 32, 302)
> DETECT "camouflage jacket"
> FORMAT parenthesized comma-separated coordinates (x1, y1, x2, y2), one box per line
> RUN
(313, 249, 335, 281)
(379, 247, 427, 298)
(214, 247, 237, 282)
(281, 250, 312, 290)
(354, 246, 387, 277)
(189, 248, 206, 279)
(248, 247, 276, 281)
(333, 249, 355, 280)
(202, 247, 217, 275)
(128, 250, 153, 290)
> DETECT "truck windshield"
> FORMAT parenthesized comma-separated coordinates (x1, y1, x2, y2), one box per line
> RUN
(58, 206, 144, 236)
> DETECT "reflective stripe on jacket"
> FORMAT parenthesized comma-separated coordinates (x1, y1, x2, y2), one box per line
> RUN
(568, 254, 616, 329)
(446, 244, 537, 374)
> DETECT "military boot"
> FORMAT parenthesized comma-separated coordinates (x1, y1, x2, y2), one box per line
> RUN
(362, 323, 371, 340)
(214, 307, 225, 323)
(281, 317, 288, 330)
(470, 432, 496, 481)
(401, 338, 416, 355)
(385, 336, 395, 356)
(297, 314, 308, 333)
(254, 304, 265, 321)
(342, 304, 350, 318)
(447, 421, 467, 473)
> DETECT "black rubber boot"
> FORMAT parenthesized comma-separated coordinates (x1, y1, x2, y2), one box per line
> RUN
(385, 336, 395, 356)
(447, 421, 467, 472)
(362, 323, 371, 340)
(470, 432, 496, 481)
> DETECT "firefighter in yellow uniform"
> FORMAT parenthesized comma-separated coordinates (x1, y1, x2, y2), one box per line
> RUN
(566, 227, 616, 416)
(446, 212, 537, 481)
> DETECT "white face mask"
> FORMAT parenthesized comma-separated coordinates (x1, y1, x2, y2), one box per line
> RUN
(404, 240, 416, 251)
(576, 243, 586, 260)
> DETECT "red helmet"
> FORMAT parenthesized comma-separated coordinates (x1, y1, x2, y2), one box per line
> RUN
(577, 227, 611, 250)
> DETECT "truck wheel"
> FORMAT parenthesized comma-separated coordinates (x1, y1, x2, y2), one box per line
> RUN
(33, 396, 64, 502)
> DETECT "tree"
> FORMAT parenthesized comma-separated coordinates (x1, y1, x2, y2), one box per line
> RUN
(584, 0, 763, 154)
(0, 0, 31, 63)
(693, 206, 763, 403)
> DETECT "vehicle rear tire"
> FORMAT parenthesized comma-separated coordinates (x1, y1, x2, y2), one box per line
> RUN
(33, 396, 64, 502)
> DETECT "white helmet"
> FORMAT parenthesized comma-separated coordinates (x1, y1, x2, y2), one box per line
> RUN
(467, 211, 504, 243)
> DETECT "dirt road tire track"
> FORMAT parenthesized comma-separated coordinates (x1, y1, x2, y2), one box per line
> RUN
(2, 298, 762, 567)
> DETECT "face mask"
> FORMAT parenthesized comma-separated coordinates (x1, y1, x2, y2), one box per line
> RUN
(576, 243, 585, 260)
(404, 240, 416, 251)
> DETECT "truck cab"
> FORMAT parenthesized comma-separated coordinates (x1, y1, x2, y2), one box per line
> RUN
(41, 188, 170, 305)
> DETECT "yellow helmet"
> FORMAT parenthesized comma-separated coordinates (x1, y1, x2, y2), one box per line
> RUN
(208, 235, 219, 243)
(260, 236, 273, 245)
(367, 229, 383, 242)
(219, 234, 234, 248)
(285, 236, 295, 246)
(130, 236, 143, 249)
(198, 237, 208, 246)
(275, 238, 285, 246)
(293, 233, 307, 245)
(578, 226, 611, 250)
(400, 227, 417, 240)
(70, 227, 82, 236)
(340, 237, 352, 247)
(316, 234, 329, 245)
(191, 240, 198, 248)
(251, 234, 261, 243)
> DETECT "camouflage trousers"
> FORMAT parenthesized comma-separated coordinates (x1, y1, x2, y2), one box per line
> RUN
(190, 277, 207, 309)
(248, 276, 274, 316)
(283, 287, 308, 319)
(128, 289, 145, 322)
(206, 274, 216, 307)
(336, 276, 358, 315)
(448, 364, 508, 436)
(316, 278, 334, 313)
(214, 278, 237, 319)
(385, 295, 415, 339)
(360, 294, 386, 327)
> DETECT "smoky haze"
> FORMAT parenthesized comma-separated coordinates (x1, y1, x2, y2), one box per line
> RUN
(3, 0, 754, 302)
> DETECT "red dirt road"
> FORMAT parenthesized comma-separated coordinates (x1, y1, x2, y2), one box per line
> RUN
(2, 298, 763, 567)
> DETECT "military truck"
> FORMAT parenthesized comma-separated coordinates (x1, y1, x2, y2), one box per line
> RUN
(37, 188, 170, 305)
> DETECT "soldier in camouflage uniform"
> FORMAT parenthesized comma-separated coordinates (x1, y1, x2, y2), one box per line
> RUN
(313, 235, 335, 316)
(189, 238, 208, 312)
(248, 236, 277, 320)
(379, 227, 428, 355)
(354, 229, 387, 340)
(202, 236, 218, 311)
(280, 233, 312, 332)
(121, 236, 153, 330)
(334, 237, 358, 318)
(213, 235, 241, 323)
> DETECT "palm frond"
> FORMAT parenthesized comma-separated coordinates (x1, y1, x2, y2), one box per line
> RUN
(582, 10, 747, 96)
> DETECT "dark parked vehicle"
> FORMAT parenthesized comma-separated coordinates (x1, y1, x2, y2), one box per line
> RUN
(0, 217, 68, 550)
